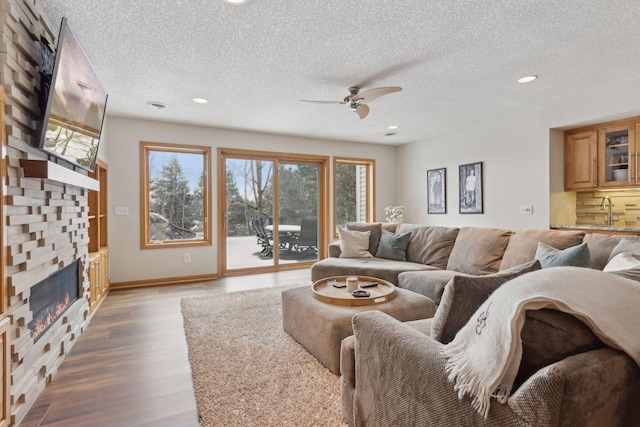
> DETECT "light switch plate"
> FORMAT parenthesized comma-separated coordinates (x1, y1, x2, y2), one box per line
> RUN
(115, 207, 129, 215)
(519, 205, 533, 214)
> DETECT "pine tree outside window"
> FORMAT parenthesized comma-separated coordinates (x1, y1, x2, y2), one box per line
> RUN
(140, 141, 212, 248)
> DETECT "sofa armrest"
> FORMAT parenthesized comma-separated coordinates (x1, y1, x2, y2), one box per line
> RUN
(329, 240, 341, 258)
(340, 335, 356, 386)
(509, 347, 640, 427)
(351, 311, 516, 426)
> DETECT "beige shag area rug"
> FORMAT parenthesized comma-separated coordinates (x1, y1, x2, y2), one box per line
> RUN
(181, 285, 346, 427)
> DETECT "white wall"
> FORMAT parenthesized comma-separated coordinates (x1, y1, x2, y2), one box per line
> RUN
(398, 77, 640, 229)
(103, 117, 397, 283)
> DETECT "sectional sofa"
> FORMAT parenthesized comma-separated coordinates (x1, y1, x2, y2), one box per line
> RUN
(311, 222, 638, 304)
(310, 223, 640, 426)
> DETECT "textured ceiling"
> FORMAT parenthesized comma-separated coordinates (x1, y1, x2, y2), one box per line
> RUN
(39, 0, 640, 145)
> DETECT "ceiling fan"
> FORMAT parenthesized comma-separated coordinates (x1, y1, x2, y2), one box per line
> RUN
(301, 86, 402, 119)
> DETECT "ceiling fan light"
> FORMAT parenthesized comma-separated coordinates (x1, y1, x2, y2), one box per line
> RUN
(517, 75, 537, 83)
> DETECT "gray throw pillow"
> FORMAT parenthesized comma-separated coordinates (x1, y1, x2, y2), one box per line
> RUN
(375, 230, 412, 261)
(431, 260, 542, 344)
(534, 242, 590, 268)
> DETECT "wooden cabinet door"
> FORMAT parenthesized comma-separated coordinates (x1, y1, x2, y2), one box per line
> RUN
(100, 248, 109, 297)
(598, 124, 636, 188)
(88, 254, 101, 311)
(565, 131, 598, 190)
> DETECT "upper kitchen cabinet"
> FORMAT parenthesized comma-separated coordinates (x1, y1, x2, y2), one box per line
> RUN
(565, 117, 639, 190)
(598, 124, 636, 188)
(565, 130, 598, 190)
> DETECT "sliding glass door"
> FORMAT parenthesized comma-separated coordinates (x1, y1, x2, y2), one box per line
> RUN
(219, 149, 327, 275)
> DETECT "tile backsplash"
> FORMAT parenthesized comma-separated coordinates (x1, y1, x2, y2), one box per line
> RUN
(576, 190, 640, 227)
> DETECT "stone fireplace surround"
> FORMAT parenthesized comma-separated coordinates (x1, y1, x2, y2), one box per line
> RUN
(1, 1, 95, 424)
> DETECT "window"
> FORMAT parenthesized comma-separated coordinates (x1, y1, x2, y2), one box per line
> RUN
(140, 141, 212, 248)
(219, 148, 328, 273)
(334, 157, 375, 234)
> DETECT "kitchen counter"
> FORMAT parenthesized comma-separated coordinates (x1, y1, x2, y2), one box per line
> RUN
(550, 225, 640, 234)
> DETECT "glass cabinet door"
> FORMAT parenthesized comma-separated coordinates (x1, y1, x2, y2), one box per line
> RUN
(599, 124, 636, 187)
(604, 129, 629, 183)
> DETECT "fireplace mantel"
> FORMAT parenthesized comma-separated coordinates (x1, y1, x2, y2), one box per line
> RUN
(20, 159, 99, 191)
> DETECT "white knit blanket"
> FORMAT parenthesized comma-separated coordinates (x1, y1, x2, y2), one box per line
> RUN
(441, 267, 640, 418)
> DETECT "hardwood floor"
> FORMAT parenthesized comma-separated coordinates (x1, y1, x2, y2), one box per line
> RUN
(20, 269, 312, 427)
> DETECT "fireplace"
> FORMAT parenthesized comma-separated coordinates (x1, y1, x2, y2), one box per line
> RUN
(28, 261, 80, 342)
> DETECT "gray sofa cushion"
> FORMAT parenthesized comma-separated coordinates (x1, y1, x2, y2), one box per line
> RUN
(395, 223, 459, 269)
(347, 222, 383, 255)
(500, 229, 585, 270)
(310, 257, 436, 285)
(608, 236, 640, 262)
(446, 226, 513, 275)
(583, 233, 625, 270)
(398, 270, 459, 304)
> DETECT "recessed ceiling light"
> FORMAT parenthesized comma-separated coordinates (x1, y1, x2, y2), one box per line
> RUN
(192, 98, 208, 104)
(517, 75, 537, 83)
(224, 0, 248, 4)
(388, 125, 399, 130)
(147, 101, 167, 110)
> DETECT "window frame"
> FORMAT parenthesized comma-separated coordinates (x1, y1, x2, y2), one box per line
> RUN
(140, 141, 212, 249)
(333, 157, 375, 237)
(218, 147, 329, 274)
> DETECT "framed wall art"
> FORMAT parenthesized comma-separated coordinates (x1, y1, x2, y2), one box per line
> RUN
(427, 168, 446, 214)
(459, 162, 483, 214)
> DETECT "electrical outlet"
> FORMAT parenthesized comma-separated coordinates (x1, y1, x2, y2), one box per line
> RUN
(183, 253, 191, 263)
(565, 204, 573, 214)
(519, 205, 533, 214)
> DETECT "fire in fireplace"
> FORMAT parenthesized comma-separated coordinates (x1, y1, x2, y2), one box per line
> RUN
(28, 260, 80, 342)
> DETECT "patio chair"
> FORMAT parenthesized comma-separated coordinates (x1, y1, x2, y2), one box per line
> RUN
(250, 217, 273, 257)
(296, 218, 318, 252)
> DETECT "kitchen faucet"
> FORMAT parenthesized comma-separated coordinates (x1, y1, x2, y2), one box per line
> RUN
(600, 196, 619, 226)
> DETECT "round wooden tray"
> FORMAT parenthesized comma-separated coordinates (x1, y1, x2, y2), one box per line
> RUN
(312, 276, 396, 306)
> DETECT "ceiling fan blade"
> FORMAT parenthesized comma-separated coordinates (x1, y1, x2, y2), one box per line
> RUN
(300, 100, 346, 104)
(355, 103, 369, 119)
(353, 86, 402, 103)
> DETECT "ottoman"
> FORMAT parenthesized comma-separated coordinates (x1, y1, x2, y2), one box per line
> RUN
(281, 285, 436, 375)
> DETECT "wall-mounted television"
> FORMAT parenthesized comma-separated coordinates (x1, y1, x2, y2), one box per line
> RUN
(38, 18, 108, 172)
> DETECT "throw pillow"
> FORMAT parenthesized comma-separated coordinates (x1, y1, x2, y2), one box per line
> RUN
(608, 237, 640, 263)
(346, 222, 382, 255)
(431, 260, 542, 344)
(515, 309, 604, 387)
(603, 252, 640, 272)
(534, 242, 591, 268)
(338, 228, 373, 258)
(375, 230, 412, 261)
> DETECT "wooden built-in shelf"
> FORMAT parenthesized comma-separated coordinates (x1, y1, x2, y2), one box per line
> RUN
(20, 159, 99, 191)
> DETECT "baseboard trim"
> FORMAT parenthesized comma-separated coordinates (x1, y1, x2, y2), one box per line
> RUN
(109, 273, 220, 290)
